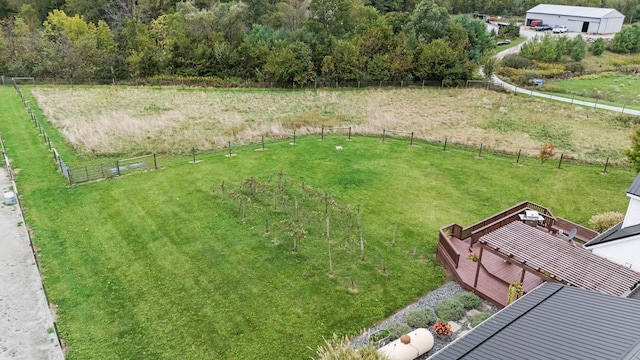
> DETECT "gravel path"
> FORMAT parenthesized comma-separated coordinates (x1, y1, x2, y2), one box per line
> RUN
(352, 281, 499, 358)
(0, 166, 64, 360)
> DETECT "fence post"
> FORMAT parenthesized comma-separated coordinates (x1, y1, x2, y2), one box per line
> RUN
(321, 127, 324, 141)
(68, 171, 73, 186)
(516, 149, 521, 165)
(478, 143, 483, 158)
(557, 154, 564, 169)
(348, 127, 352, 141)
(410, 132, 414, 147)
(228, 142, 232, 157)
(191, 147, 196, 163)
(603, 157, 609, 174)
(293, 130, 296, 145)
(443, 137, 447, 152)
(116, 160, 121, 176)
(153, 154, 157, 170)
(101, 164, 105, 178)
(382, 129, 386, 142)
(261, 135, 265, 150)
(85, 166, 89, 181)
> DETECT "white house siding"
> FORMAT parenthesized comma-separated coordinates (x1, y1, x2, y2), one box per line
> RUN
(589, 235, 640, 271)
(623, 195, 640, 228)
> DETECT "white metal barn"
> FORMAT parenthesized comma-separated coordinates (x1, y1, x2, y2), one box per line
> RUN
(526, 4, 625, 34)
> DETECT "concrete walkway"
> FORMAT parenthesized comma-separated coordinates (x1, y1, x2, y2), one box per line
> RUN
(0, 166, 64, 360)
(490, 29, 640, 116)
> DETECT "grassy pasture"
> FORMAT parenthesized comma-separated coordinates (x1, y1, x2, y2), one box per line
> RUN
(1, 85, 637, 359)
(29, 85, 634, 163)
(546, 72, 640, 110)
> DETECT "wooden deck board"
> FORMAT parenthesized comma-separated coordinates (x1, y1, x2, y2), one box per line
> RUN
(443, 236, 543, 307)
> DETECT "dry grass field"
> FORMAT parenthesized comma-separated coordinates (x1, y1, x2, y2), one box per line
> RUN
(31, 86, 634, 162)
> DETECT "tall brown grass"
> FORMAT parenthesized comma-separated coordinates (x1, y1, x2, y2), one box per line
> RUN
(31, 86, 632, 161)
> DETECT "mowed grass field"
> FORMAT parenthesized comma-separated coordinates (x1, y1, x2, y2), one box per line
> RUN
(0, 85, 637, 359)
(30, 85, 636, 163)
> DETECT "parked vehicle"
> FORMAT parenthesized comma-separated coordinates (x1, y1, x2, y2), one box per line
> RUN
(552, 26, 568, 33)
(497, 39, 511, 46)
(534, 24, 552, 31)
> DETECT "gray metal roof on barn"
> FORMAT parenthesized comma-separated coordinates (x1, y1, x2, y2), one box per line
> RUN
(428, 283, 640, 360)
(628, 173, 640, 197)
(527, 4, 624, 18)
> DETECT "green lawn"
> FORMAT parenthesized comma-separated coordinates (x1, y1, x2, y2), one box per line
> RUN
(546, 72, 640, 110)
(0, 85, 635, 359)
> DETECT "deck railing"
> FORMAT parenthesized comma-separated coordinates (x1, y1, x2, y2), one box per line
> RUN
(438, 224, 461, 268)
(553, 217, 599, 242)
(459, 201, 555, 239)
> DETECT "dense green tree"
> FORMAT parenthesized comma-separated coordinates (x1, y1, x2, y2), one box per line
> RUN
(269, 0, 309, 31)
(451, 16, 495, 61)
(520, 35, 563, 62)
(306, 0, 358, 38)
(384, 11, 411, 34)
(4, 16, 46, 75)
(568, 35, 586, 61)
(0, 0, 16, 18)
(410, 0, 449, 43)
(263, 40, 314, 84)
(324, 39, 363, 81)
(414, 38, 469, 82)
(610, 24, 640, 54)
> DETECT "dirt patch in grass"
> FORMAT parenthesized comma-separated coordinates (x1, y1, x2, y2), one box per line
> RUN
(31, 86, 632, 162)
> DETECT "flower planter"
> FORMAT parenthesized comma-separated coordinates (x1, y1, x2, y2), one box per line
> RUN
(368, 329, 391, 348)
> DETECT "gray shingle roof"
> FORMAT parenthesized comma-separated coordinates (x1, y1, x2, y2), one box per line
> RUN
(628, 173, 640, 197)
(584, 222, 640, 246)
(527, 4, 624, 18)
(428, 283, 640, 360)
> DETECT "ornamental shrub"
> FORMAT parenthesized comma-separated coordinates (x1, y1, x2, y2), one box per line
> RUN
(405, 308, 437, 328)
(453, 292, 482, 310)
(588, 211, 624, 232)
(469, 313, 491, 328)
(435, 299, 465, 322)
(387, 323, 412, 340)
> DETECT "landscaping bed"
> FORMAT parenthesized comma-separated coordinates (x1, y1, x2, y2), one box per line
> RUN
(352, 281, 499, 357)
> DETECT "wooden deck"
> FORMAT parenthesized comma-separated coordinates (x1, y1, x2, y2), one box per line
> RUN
(435, 201, 614, 307)
(441, 235, 544, 307)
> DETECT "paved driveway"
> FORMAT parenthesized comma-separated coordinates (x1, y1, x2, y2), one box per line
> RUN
(0, 166, 64, 360)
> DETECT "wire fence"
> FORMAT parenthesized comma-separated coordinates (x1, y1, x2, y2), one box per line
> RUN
(8, 76, 462, 89)
(9, 78, 158, 185)
(5, 76, 629, 187)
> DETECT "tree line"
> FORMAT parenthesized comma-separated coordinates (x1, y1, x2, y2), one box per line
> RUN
(0, 0, 637, 84)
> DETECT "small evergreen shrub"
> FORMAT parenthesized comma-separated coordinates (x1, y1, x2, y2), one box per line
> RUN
(405, 308, 437, 328)
(453, 292, 482, 310)
(387, 323, 412, 340)
(469, 313, 491, 328)
(435, 299, 465, 322)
